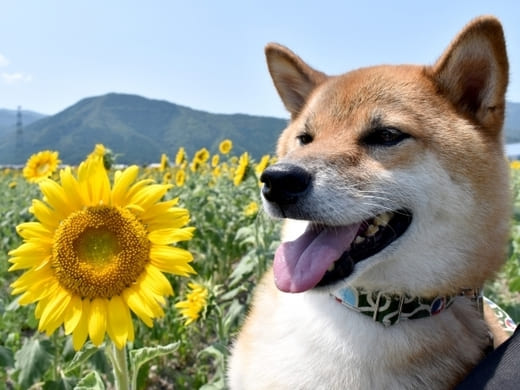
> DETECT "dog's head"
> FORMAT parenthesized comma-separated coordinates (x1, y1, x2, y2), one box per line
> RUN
(261, 16, 510, 296)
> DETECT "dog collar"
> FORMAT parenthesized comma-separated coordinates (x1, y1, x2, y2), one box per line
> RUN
(331, 286, 482, 327)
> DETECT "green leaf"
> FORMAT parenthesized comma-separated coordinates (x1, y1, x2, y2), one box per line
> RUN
(0, 345, 14, 367)
(222, 299, 245, 333)
(63, 342, 99, 375)
(129, 342, 179, 384)
(14, 337, 54, 388)
(42, 376, 77, 390)
(197, 343, 226, 362)
(197, 344, 227, 389)
(229, 251, 257, 286)
(75, 371, 106, 390)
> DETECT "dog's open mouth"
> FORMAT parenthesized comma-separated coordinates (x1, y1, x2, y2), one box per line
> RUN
(273, 210, 413, 292)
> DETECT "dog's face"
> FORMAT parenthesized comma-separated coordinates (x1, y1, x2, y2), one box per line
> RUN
(261, 18, 510, 296)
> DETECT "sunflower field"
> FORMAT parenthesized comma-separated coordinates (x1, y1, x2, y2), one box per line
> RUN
(0, 141, 519, 390)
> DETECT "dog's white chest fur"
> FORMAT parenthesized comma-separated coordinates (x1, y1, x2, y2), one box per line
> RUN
(229, 286, 487, 390)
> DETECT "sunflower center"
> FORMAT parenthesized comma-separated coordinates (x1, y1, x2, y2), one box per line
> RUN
(52, 205, 150, 299)
(76, 228, 120, 266)
(36, 163, 50, 175)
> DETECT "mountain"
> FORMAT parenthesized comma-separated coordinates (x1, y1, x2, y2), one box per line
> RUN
(0, 109, 47, 136)
(0, 93, 287, 165)
(505, 102, 520, 143)
(0, 94, 519, 166)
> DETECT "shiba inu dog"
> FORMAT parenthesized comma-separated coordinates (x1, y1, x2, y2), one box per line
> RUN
(228, 16, 510, 390)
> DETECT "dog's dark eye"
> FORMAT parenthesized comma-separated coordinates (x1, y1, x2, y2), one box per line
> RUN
(296, 132, 313, 146)
(362, 127, 410, 147)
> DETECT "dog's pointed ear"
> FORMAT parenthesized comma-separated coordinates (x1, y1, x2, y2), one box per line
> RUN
(432, 16, 509, 132)
(265, 43, 327, 118)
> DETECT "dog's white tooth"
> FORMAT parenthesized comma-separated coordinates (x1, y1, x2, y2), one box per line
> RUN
(365, 224, 379, 237)
(374, 212, 392, 227)
(354, 236, 365, 244)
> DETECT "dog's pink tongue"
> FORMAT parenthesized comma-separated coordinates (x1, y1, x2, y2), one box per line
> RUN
(273, 224, 361, 292)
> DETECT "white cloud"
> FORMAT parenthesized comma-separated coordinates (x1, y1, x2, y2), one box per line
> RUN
(0, 54, 9, 67)
(1, 72, 33, 84)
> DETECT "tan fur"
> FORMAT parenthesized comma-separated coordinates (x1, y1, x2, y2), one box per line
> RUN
(229, 16, 510, 389)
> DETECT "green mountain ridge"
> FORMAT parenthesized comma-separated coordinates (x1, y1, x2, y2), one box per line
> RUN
(0, 93, 287, 165)
(1, 94, 519, 165)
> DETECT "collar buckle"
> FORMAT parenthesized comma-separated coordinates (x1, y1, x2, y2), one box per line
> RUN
(459, 287, 483, 315)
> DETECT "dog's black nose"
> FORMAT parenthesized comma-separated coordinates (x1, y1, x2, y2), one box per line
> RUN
(260, 163, 311, 204)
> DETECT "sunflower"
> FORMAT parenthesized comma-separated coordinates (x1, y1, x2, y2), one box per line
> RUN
(211, 154, 220, 168)
(175, 170, 186, 187)
(87, 144, 114, 170)
(160, 153, 169, 172)
(88, 144, 106, 161)
(193, 148, 210, 164)
(219, 139, 232, 155)
(9, 156, 195, 350)
(255, 155, 271, 177)
(175, 282, 208, 325)
(511, 160, 520, 170)
(244, 201, 259, 217)
(175, 147, 186, 166)
(162, 171, 172, 184)
(212, 165, 222, 178)
(233, 152, 250, 186)
(23, 150, 60, 183)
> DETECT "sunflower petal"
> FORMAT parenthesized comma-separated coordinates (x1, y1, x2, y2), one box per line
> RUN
(9, 241, 50, 258)
(122, 286, 154, 327)
(15, 222, 54, 242)
(106, 296, 132, 350)
(60, 168, 87, 209)
(143, 264, 174, 296)
(128, 184, 171, 210)
(72, 299, 90, 351)
(138, 198, 179, 221)
(39, 179, 74, 218)
(121, 179, 155, 206)
(148, 227, 195, 245)
(30, 199, 59, 229)
(88, 298, 107, 346)
(150, 246, 195, 276)
(111, 165, 139, 206)
(144, 208, 190, 230)
(15, 270, 58, 304)
(134, 284, 165, 318)
(64, 295, 83, 335)
(11, 265, 54, 297)
(8, 251, 51, 271)
(38, 287, 71, 335)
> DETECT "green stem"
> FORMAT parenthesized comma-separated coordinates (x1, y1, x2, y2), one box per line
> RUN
(106, 341, 131, 390)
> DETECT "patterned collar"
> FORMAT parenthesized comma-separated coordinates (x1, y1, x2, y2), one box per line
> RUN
(331, 286, 481, 327)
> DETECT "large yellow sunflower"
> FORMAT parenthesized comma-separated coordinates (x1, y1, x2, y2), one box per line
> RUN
(23, 150, 60, 183)
(9, 155, 195, 350)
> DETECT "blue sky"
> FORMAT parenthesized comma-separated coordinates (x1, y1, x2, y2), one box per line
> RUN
(1, 1, 519, 119)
